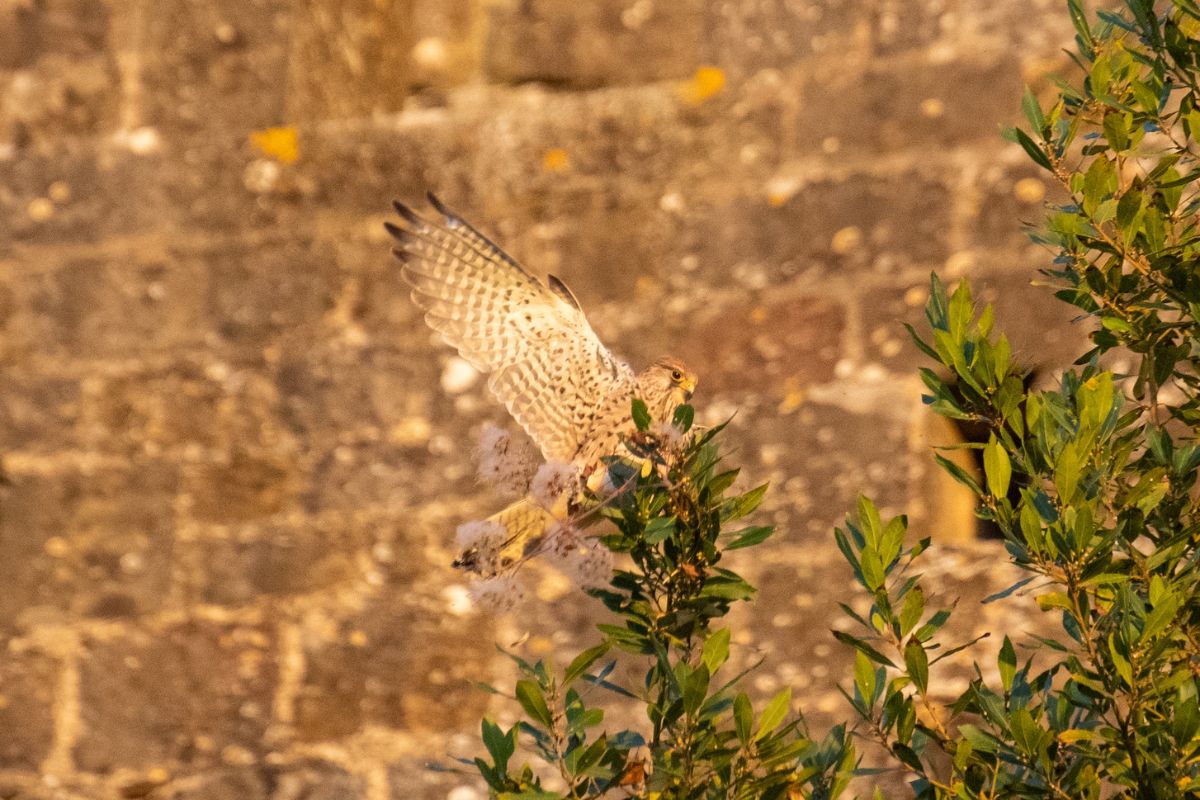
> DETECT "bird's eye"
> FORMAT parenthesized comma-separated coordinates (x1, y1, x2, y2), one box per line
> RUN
(671, 370, 682, 381)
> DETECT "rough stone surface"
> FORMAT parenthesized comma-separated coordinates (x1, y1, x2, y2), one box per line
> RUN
(0, 1, 1090, 797)
(75, 620, 278, 772)
(0, 651, 58, 771)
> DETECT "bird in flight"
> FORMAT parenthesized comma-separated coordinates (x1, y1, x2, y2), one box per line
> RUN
(386, 194, 697, 573)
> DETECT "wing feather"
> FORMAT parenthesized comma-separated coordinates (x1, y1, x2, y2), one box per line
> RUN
(388, 197, 634, 462)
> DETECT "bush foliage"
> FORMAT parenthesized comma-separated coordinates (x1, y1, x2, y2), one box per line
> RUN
(450, 2, 1200, 796)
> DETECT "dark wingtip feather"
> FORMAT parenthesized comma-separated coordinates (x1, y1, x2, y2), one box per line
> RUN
(392, 199, 422, 225)
(426, 191, 450, 216)
(390, 247, 411, 262)
(382, 220, 406, 240)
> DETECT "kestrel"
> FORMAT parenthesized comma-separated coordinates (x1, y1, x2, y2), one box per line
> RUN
(386, 194, 697, 573)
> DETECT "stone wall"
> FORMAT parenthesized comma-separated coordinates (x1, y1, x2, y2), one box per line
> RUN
(0, 1, 1090, 798)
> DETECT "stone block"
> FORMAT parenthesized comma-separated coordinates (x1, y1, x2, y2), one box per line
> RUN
(295, 594, 490, 741)
(0, 461, 177, 631)
(75, 361, 235, 456)
(178, 518, 373, 606)
(270, 761, 362, 800)
(0, 144, 172, 247)
(0, 0, 120, 143)
(164, 768, 268, 800)
(871, 0, 1076, 59)
(866, 57, 1023, 153)
(795, 56, 1024, 155)
(871, 0, 957, 56)
(204, 236, 345, 354)
(286, 0, 414, 121)
(183, 449, 297, 525)
(484, 0, 705, 88)
(705, 0, 871, 75)
(972, 157, 1063, 251)
(0, 369, 80, 453)
(75, 620, 277, 772)
(137, 0, 290, 136)
(668, 295, 845, 398)
(691, 171, 954, 285)
(0, 651, 58, 770)
(4, 254, 210, 361)
(294, 124, 457, 219)
(6, 235, 347, 362)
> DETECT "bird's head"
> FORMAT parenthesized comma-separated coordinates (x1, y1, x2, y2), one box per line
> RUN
(640, 356, 698, 417)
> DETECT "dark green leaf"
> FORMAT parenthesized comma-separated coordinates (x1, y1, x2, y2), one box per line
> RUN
(998, 636, 1016, 693)
(832, 629, 896, 667)
(515, 680, 554, 728)
(563, 643, 611, 686)
(724, 525, 774, 550)
(631, 398, 650, 431)
(904, 641, 929, 694)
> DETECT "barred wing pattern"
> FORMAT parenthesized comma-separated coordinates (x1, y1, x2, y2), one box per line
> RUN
(386, 194, 635, 463)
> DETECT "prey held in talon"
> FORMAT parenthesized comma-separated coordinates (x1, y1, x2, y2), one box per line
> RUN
(386, 194, 697, 576)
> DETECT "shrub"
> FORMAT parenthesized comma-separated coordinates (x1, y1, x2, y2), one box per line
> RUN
(445, 1, 1200, 796)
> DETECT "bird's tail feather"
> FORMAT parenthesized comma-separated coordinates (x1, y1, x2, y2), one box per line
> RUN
(453, 497, 556, 574)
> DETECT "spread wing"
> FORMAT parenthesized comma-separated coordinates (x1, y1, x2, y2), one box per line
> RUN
(387, 194, 634, 462)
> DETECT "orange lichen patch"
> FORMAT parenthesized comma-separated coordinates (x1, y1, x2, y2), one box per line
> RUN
(250, 126, 300, 163)
(778, 376, 805, 414)
(542, 147, 570, 173)
(679, 65, 726, 105)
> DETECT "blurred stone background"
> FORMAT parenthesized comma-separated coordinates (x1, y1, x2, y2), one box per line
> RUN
(0, 0, 1096, 798)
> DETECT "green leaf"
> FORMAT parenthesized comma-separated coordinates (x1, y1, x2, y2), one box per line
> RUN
(643, 515, 676, 545)
(1082, 156, 1115, 215)
(904, 640, 929, 694)
(631, 398, 651, 431)
(682, 663, 710, 715)
(725, 525, 774, 550)
(857, 495, 883, 545)
(860, 547, 886, 592)
(672, 403, 694, 431)
(982, 576, 1036, 604)
(702, 627, 731, 674)
(707, 469, 739, 497)
(959, 723, 999, 753)
(934, 453, 982, 495)
(481, 717, 516, 773)
(1022, 87, 1045, 133)
(983, 436, 1012, 498)
(998, 636, 1016, 693)
(1107, 634, 1133, 686)
(724, 483, 769, 520)
(755, 687, 792, 741)
(1102, 111, 1129, 151)
(853, 650, 877, 708)
(1036, 592, 1073, 612)
(563, 643, 610, 686)
(832, 629, 896, 667)
(699, 573, 756, 601)
(899, 585, 926, 636)
(913, 608, 952, 642)
(734, 692, 753, 744)
(1012, 127, 1054, 170)
(1142, 590, 1181, 642)
(1055, 442, 1081, 502)
(515, 680, 554, 728)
